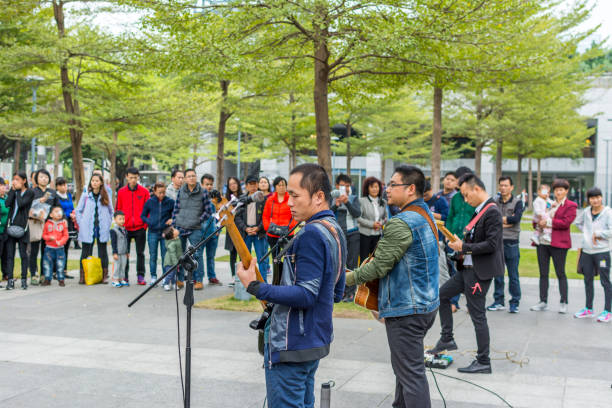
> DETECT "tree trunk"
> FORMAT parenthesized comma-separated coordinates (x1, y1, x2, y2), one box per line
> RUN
(346, 121, 352, 176)
(381, 156, 387, 184)
(14, 140, 21, 173)
(53, 143, 60, 180)
(496, 139, 503, 184)
(110, 131, 118, 208)
(289, 93, 297, 169)
(313, 33, 332, 180)
(216, 80, 230, 191)
(527, 157, 533, 210)
(516, 154, 523, 193)
(474, 143, 484, 177)
(537, 158, 542, 188)
(192, 142, 198, 169)
(431, 87, 443, 191)
(53, 0, 84, 201)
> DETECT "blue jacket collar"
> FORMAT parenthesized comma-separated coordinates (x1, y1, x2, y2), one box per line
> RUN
(400, 197, 425, 211)
(307, 209, 335, 223)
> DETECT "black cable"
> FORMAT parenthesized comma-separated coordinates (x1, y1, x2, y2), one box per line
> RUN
(174, 280, 185, 406)
(429, 368, 513, 408)
(262, 396, 267, 408)
(429, 367, 446, 408)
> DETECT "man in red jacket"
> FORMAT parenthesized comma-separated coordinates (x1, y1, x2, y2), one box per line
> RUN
(115, 167, 150, 285)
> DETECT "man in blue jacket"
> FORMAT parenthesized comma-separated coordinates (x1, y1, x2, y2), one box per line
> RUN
(238, 163, 346, 408)
(346, 165, 439, 408)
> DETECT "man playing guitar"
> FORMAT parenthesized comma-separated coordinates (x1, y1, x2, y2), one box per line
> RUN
(237, 163, 346, 408)
(346, 165, 439, 408)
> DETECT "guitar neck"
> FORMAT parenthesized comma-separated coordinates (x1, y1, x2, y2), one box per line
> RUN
(226, 222, 267, 283)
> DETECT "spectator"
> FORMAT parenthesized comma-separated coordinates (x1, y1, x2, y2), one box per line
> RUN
(200, 174, 221, 285)
(224, 176, 242, 286)
(171, 169, 213, 290)
(331, 174, 361, 302)
(29, 169, 61, 285)
(110, 211, 129, 287)
(162, 226, 182, 291)
(41, 206, 69, 286)
(92, 170, 113, 201)
(55, 177, 77, 279)
(437, 171, 458, 205)
(357, 176, 387, 263)
(236, 175, 270, 281)
(530, 178, 577, 314)
(115, 167, 150, 285)
(258, 176, 272, 199)
(166, 169, 184, 201)
(424, 180, 449, 221)
(262, 176, 297, 261)
(0, 177, 9, 284)
(5, 173, 35, 290)
(488, 176, 523, 313)
(141, 182, 174, 285)
(573, 187, 612, 322)
(76, 174, 114, 285)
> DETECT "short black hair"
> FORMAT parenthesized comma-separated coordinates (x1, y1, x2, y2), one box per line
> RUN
(36, 168, 51, 184)
(444, 171, 456, 178)
(393, 165, 426, 197)
(201, 173, 214, 184)
(551, 178, 570, 191)
(184, 168, 196, 176)
(171, 169, 184, 178)
(459, 173, 486, 191)
(455, 166, 472, 179)
(273, 176, 287, 188)
(335, 174, 352, 185)
(55, 177, 67, 186)
(423, 180, 432, 193)
(114, 210, 125, 218)
(290, 163, 332, 202)
(587, 187, 602, 199)
(457, 172, 474, 186)
(498, 176, 513, 186)
(126, 167, 139, 176)
(163, 225, 175, 240)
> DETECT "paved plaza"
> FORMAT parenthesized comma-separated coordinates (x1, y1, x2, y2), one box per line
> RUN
(1, 235, 611, 407)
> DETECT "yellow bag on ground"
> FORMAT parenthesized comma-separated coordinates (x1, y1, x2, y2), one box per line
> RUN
(82, 256, 103, 285)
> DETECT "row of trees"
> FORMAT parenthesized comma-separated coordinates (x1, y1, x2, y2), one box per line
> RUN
(0, 0, 606, 199)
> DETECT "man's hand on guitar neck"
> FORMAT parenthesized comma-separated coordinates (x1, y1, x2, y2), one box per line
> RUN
(237, 261, 257, 289)
(448, 234, 463, 252)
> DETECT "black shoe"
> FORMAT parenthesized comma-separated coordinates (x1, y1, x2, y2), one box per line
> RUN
(21, 278, 27, 290)
(457, 360, 492, 374)
(6, 279, 14, 290)
(65, 272, 74, 279)
(427, 339, 458, 355)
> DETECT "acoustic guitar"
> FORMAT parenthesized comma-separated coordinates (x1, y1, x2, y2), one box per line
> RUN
(213, 196, 267, 309)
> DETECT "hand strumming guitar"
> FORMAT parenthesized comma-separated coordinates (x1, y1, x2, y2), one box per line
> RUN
(448, 234, 463, 252)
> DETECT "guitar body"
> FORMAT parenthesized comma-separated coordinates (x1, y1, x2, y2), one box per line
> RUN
(353, 255, 379, 311)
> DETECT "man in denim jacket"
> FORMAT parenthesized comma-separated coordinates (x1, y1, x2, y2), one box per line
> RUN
(238, 163, 346, 408)
(346, 165, 439, 408)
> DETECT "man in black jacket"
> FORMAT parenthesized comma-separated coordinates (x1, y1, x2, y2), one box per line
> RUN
(429, 174, 504, 374)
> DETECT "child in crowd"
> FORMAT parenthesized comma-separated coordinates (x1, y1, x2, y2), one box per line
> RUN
(162, 225, 183, 291)
(55, 177, 77, 277)
(110, 211, 129, 288)
(41, 206, 69, 286)
(531, 184, 552, 245)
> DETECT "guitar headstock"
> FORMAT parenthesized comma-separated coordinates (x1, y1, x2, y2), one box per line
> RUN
(213, 196, 239, 229)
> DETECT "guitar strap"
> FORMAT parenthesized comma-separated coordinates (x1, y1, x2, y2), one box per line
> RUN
(464, 202, 496, 235)
(310, 219, 344, 284)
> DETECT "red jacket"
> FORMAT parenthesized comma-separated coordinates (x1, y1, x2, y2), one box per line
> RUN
(550, 199, 577, 249)
(116, 184, 150, 231)
(42, 219, 69, 248)
(262, 192, 298, 238)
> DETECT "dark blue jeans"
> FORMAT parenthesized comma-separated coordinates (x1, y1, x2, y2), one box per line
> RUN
(43, 247, 66, 281)
(180, 229, 204, 282)
(147, 231, 166, 279)
(204, 233, 218, 280)
(244, 234, 269, 282)
(493, 241, 521, 307)
(263, 345, 319, 408)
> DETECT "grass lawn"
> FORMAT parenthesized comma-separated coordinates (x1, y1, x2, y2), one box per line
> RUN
(9, 258, 81, 276)
(195, 294, 374, 319)
(517, 248, 585, 279)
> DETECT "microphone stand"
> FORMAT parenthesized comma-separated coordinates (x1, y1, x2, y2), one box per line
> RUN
(128, 221, 226, 408)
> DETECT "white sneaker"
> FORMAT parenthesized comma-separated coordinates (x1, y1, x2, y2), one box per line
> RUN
(530, 301, 548, 311)
(559, 303, 568, 314)
(163, 283, 171, 291)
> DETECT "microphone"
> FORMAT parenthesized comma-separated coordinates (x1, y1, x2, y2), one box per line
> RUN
(236, 190, 266, 204)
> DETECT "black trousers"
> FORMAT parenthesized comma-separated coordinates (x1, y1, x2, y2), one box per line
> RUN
(359, 233, 380, 264)
(5, 233, 29, 280)
(580, 251, 612, 311)
(439, 267, 492, 365)
(63, 238, 71, 273)
(80, 240, 109, 270)
(29, 240, 45, 277)
(0, 234, 7, 279)
(125, 228, 146, 279)
(229, 248, 237, 277)
(386, 311, 437, 408)
(343, 231, 360, 298)
(537, 245, 568, 303)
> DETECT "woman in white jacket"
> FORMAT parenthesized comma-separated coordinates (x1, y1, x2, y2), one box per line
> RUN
(357, 177, 387, 263)
(574, 187, 612, 322)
